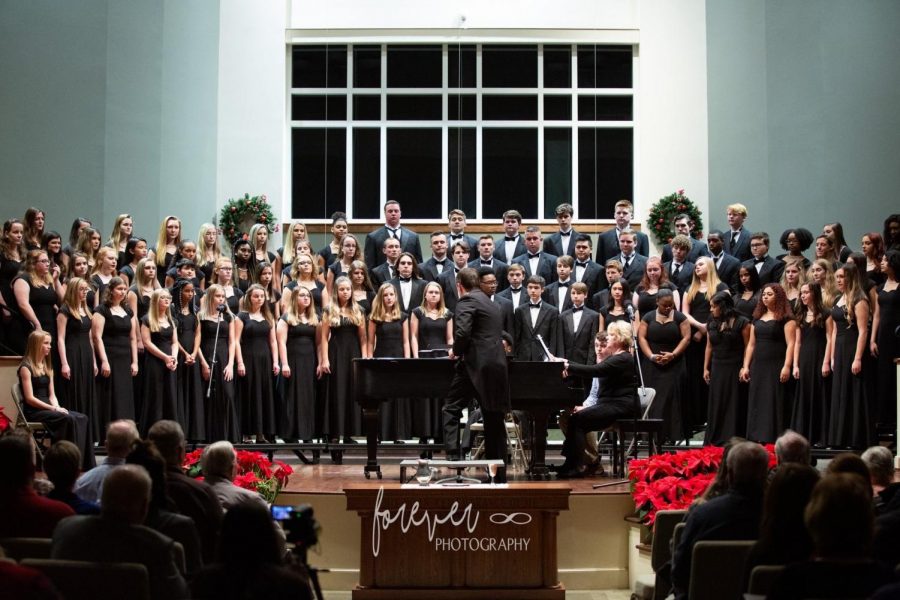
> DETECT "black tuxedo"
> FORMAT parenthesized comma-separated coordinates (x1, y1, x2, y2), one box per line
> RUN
(493, 235, 527, 265)
(560, 306, 599, 364)
(664, 260, 695, 294)
(616, 254, 648, 290)
(364, 225, 423, 270)
(573, 259, 604, 297)
(741, 256, 784, 285)
(542, 281, 575, 313)
(712, 253, 741, 289)
(490, 294, 515, 336)
(724, 228, 754, 262)
(513, 301, 562, 361)
(512, 251, 558, 284)
(420, 256, 450, 282)
(595, 228, 650, 265)
(497, 286, 528, 310)
(443, 289, 510, 465)
(468, 257, 510, 291)
(370, 262, 396, 287)
(437, 268, 462, 312)
(446, 233, 479, 253)
(590, 289, 610, 312)
(543, 229, 580, 258)
(661, 238, 710, 264)
(390, 277, 426, 314)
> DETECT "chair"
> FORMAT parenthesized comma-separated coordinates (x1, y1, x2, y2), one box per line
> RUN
(21, 558, 150, 600)
(8, 382, 51, 459)
(671, 522, 686, 559)
(748, 564, 785, 596)
(469, 413, 528, 470)
(651, 510, 688, 600)
(0, 537, 52, 560)
(688, 540, 755, 600)
(605, 418, 664, 477)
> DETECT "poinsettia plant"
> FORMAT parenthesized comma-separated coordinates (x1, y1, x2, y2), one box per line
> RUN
(183, 448, 294, 504)
(0, 406, 11, 433)
(629, 445, 776, 525)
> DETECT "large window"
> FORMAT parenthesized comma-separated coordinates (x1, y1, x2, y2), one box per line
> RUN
(290, 43, 634, 221)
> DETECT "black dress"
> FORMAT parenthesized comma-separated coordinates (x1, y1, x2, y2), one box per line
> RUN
(746, 318, 790, 443)
(412, 307, 451, 441)
(686, 283, 730, 431)
(828, 299, 873, 448)
(324, 317, 363, 438)
(15, 274, 58, 336)
(19, 365, 94, 470)
(130, 285, 152, 419)
(94, 305, 135, 433)
(175, 311, 205, 441)
(279, 317, 318, 440)
(635, 283, 677, 316)
(90, 274, 112, 307)
(641, 310, 688, 443)
(0, 254, 22, 352)
(153, 251, 175, 287)
(874, 284, 899, 427)
(790, 318, 831, 446)
(224, 286, 244, 314)
(57, 305, 97, 436)
(200, 314, 239, 443)
(705, 316, 749, 445)
(237, 312, 277, 437)
(318, 245, 338, 267)
(735, 292, 760, 320)
(140, 315, 179, 434)
(285, 281, 325, 315)
(599, 307, 629, 328)
(374, 315, 410, 440)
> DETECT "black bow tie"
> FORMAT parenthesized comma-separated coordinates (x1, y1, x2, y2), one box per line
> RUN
(480, 260, 492, 265)
(454, 267, 461, 274)
(575, 261, 589, 268)
(528, 253, 540, 259)
(450, 234, 463, 240)
(572, 306, 584, 312)
(399, 277, 411, 283)
(434, 259, 446, 266)
(510, 287, 522, 293)
(558, 281, 571, 288)
(754, 257, 766, 264)
(529, 303, 542, 309)
(504, 236, 518, 242)
(560, 230, 571, 236)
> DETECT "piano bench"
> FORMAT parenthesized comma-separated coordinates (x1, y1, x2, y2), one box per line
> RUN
(605, 419, 664, 477)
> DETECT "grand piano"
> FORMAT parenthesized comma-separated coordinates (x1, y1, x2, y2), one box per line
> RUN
(352, 358, 583, 478)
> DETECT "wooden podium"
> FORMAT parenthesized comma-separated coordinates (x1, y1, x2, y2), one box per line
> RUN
(345, 483, 571, 599)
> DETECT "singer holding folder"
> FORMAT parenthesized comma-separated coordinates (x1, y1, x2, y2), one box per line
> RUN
(551, 321, 638, 478)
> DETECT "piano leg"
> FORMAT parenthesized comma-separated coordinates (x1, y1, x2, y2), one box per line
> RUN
(529, 408, 551, 478)
(362, 406, 382, 479)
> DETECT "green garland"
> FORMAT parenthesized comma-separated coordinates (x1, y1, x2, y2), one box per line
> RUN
(647, 189, 704, 246)
(218, 193, 275, 244)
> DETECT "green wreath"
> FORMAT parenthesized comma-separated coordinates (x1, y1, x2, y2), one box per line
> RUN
(647, 189, 704, 246)
(218, 193, 276, 244)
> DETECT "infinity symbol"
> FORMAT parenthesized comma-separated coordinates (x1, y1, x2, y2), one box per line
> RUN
(489, 512, 532, 525)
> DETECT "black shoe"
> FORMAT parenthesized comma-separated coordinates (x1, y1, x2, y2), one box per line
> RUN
(343, 437, 358, 444)
(556, 467, 585, 479)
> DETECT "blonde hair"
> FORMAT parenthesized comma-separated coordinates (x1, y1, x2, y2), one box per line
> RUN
(419, 281, 450, 317)
(606, 321, 634, 350)
(76, 227, 101, 263)
(281, 221, 308, 266)
(61, 276, 90, 316)
(146, 288, 174, 333)
(684, 257, 723, 305)
(290, 253, 320, 282)
(213, 257, 234, 286)
(284, 284, 319, 326)
(370, 282, 402, 323)
(154, 216, 182, 269)
(133, 258, 160, 291)
(107, 214, 132, 251)
(780, 260, 807, 293)
(197, 222, 222, 264)
(249, 223, 269, 253)
(323, 276, 364, 327)
(22, 249, 53, 286)
(199, 283, 232, 319)
(91, 246, 119, 276)
(726, 203, 748, 217)
(21, 330, 53, 377)
(809, 258, 837, 308)
(338, 233, 362, 263)
(240, 284, 274, 326)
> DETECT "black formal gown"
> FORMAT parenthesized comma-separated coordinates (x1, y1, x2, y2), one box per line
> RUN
(94, 305, 135, 434)
(704, 316, 749, 445)
(224, 286, 243, 314)
(324, 317, 363, 439)
(285, 281, 325, 316)
(746, 318, 790, 443)
(373, 315, 411, 440)
(790, 319, 831, 446)
(686, 284, 729, 432)
(90, 274, 112, 308)
(57, 305, 97, 437)
(237, 313, 277, 438)
(734, 292, 760, 320)
(0, 254, 23, 352)
(875, 284, 899, 428)
(641, 311, 688, 443)
(15, 274, 58, 344)
(155, 251, 175, 287)
(176, 312, 205, 441)
(828, 299, 873, 449)
(635, 283, 677, 316)
(599, 307, 630, 329)
(20, 365, 94, 469)
(411, 307, 450, 441)
(200, 314, 239, 443)
(130, 285, 152, 422)
(139, 315, 179, 434)
(279, 318, 318, 440)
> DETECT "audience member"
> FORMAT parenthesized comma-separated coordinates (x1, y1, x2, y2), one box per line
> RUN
(0, 553, 61, 600)
(73, 419, 139, 503)
(0, 433, 74, 538)
(774, 429, 811, 467)
(202, 441, 270, 512)
(44, 440, 100, 515)
(51, 464, 189, 600)
(862, 445, 899, 514)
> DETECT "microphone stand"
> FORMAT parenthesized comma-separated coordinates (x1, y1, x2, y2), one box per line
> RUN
(206, 305, 226, 399)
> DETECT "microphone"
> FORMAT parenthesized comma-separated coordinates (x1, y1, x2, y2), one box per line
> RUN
(625, 304, 635, 321)
(216, 304, 226, 313)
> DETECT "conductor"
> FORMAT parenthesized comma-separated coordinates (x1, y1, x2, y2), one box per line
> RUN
(443, 267, 511, 482)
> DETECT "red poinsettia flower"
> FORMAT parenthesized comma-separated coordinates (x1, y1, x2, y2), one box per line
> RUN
(0, 407, 11, 433)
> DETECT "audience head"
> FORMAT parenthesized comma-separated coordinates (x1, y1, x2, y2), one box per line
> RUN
(0, 432, 36, 492)
(105, 419, 139, 460)
(217, 502, 283, 568)
(758, 463, 819, 556)
(126, 440, 171, 512)
(726, 441, 770, 495)
(775, 429, 811, 466)
(699, 437, 746, 503)
(805, 473, 874, 559)
(826, 453, 872, 498)
(43, 440, 83, 493)
(860, 446, 895, 489)
(203, 441, 237, 480)
(147, 420, 187, 467)
(101, 464, 152, 525)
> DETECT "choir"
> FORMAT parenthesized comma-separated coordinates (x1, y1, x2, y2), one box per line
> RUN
(1, 203, 898, 451)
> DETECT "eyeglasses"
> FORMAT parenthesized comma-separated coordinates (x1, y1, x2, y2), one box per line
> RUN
(36, 259, 50, 264)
